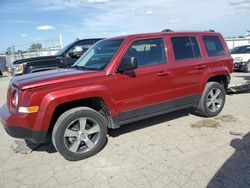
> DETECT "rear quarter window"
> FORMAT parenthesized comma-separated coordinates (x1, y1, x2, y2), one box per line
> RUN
(203, 36, 225, 56)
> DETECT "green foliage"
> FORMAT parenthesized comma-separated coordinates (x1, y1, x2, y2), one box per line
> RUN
(30, 42, 42, 50)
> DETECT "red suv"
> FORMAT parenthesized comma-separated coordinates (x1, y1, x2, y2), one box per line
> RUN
(0, 31, 233, 160)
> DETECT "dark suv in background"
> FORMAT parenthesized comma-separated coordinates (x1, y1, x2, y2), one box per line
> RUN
(12, 38, 103, 76)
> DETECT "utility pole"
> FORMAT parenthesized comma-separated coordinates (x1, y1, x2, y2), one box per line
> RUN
(12, 45, 16, 61)
(59, 33, 63, 48)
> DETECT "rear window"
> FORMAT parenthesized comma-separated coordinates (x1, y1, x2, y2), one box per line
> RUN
(203, 36, 225, 56)
(171, 36, 201, 61)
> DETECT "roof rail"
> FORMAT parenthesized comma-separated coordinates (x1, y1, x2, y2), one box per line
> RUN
(162, 29, 173, 32)
(208, 29, 215, 32)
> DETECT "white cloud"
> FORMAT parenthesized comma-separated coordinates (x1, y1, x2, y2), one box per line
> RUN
(230, 0, 250, 9)
(20, 34, 28, 37)
(145, 10, 153, 15)
(31, 0, 111, 10)
(2, 0, 250, 40)
(168, 19, 180, 24)
(37, 25, 55, 30)
(88, 0, 110, 3)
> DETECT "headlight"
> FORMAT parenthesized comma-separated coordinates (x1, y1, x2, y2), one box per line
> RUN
(14, 64, 24, 75)
(234, 57, 243, 63)
(12, 90, 19, 107)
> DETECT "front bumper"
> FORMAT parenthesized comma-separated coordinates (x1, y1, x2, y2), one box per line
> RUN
(0, 104, 48, 143)
(234, 62, 246, 71)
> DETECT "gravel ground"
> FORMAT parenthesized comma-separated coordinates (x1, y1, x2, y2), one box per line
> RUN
(0, 72, 250, 188)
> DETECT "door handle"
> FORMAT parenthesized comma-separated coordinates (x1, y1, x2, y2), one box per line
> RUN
(156, 71, 170, 76)
(195, 65, 206, 70)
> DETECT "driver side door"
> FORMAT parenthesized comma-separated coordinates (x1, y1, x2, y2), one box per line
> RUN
(113, 37, 172, 124)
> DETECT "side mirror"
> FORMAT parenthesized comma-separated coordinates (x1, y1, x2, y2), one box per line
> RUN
(118, 56, 138, 72)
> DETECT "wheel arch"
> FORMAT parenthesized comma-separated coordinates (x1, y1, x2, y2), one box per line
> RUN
(47, 97, 113, 138)
(200, 74, 230, 93)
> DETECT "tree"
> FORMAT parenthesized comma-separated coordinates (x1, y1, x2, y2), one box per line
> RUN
(30, 42, 42, 50)
(6, 47, 13, 55)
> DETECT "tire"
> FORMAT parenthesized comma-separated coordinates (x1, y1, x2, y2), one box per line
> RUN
(243, 61, 250, 73)
(197, 82, 226, 117)
(52, 107, 107, 161)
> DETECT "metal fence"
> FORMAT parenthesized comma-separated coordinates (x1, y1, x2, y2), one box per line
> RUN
(4, 37, 63, 69)
(225, 37, 250, 49)
(5, 47, 61, 68)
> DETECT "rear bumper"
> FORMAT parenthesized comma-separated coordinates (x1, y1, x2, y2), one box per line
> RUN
(0, 104, 48, 143)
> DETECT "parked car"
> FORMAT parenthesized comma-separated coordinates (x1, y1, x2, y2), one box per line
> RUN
(0, 30, 233, 161)
(12, 38, 103, 76)
(231, 45, 250, 72)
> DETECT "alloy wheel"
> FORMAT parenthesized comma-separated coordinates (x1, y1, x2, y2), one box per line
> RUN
(206, 88, 223, 113)
(63, 117, 101, 153)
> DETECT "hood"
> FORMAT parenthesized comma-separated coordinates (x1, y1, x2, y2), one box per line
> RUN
(11, 68, 105, 90)
(231, 54, 250, 59)
(13, 56, 56, 65)
(231, 54, 250, 63)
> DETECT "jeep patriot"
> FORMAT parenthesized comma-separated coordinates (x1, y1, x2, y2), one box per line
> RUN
(0, 31, 233, 160)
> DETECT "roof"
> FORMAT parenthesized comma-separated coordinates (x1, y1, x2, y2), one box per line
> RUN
(104, 30, 221, 41)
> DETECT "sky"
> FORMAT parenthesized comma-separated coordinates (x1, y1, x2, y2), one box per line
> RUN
(0, 0, 250, 52)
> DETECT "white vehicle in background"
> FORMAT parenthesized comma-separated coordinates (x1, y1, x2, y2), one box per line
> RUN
(231, 45, 250, 72)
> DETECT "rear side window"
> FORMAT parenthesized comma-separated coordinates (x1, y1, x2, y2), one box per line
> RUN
(171, 36, 201, 61)
(203, 36, 225, 56)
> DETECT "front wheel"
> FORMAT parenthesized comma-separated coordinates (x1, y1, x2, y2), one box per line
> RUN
(52, 107, 107, 161)
(197, 82, 226, 117)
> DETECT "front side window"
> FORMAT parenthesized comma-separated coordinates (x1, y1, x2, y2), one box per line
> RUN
(71, 44, 93, 53)
(123, 38, 166, 67)
(54, 42, 74, 56)
(203, 36, 225, 56)
(171, 36, 201, 61)
(73, 39, 124, 70)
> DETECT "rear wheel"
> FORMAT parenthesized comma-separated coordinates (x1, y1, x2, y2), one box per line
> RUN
(52, 107, 107, 161)
(197, 82, 226, 117)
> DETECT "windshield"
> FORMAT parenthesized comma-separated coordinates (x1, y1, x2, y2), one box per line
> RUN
(72, 39, 124, 70)
(54, 42, 74, 56)
(231, 46, 250, 54)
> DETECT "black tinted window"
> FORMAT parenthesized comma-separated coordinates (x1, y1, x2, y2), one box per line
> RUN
(124, 38, 166, 67)
(231, 46, 250, 54)
(171, 36, 201, 60)
(203, 36, 225, 56)
(74, 39, 124, 70)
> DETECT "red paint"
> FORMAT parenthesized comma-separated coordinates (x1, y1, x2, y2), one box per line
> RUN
(0, 31, 233, 133)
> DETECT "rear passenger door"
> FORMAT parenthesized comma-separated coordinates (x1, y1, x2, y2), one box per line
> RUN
(168, 35, 207, 100)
